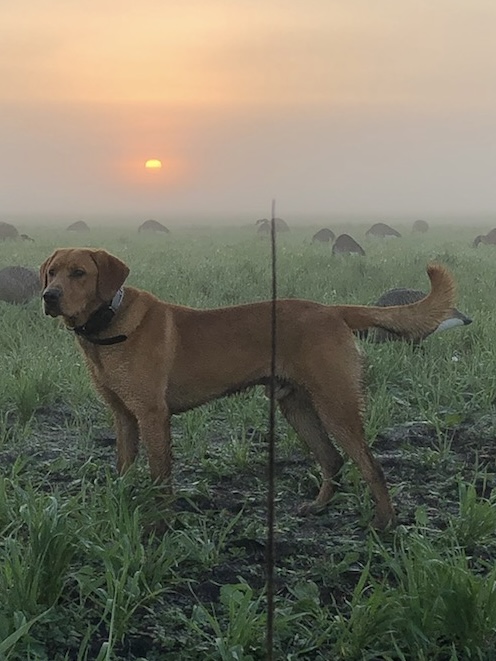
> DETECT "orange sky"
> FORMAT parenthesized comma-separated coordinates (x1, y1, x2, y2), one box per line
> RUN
(2, 0, 496, 220)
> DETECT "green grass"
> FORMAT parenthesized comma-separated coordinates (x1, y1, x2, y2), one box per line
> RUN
(1, 222, 496, 659)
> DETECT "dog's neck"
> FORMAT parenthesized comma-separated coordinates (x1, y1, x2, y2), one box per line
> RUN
(72, 288, 128, 346)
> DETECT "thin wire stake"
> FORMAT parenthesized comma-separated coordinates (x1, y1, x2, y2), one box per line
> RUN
(266, 199, 277, 659)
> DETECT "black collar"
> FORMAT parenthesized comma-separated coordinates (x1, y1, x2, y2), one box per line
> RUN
(71, 289, 127, 346)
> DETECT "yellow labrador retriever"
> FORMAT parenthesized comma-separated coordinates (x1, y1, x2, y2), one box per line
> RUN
(41, 248, 455, 528)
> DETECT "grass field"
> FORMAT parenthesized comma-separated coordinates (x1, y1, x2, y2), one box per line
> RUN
(1, 222, 496, 660)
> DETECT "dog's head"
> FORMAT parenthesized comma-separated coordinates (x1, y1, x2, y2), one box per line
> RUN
(40, 248, 130, 327)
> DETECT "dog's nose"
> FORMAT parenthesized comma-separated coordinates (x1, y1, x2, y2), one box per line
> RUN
(43, 288, 61, 304)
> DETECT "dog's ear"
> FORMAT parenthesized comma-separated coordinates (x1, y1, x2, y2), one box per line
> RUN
(91, 250, 130, 302)
(40, 250, 60, 290)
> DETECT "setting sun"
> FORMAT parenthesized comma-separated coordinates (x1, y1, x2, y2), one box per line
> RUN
(145, 159, 162, 170)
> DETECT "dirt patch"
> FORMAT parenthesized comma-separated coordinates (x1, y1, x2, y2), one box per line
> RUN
(3, 404, 496, 535)
(2, 404, 496, 658)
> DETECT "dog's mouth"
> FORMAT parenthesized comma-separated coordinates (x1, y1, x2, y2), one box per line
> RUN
(42, 288, 63, 317)
(43, 301, 61, 317)
(43, 297, 99, 330)
(44, 302, 81, 330)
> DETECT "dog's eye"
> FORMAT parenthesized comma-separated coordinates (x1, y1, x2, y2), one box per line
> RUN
(48, 268, 55, 277)
(71, 269, 86, 278)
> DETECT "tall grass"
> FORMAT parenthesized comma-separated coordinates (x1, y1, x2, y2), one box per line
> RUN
(1, 223, 496, 659)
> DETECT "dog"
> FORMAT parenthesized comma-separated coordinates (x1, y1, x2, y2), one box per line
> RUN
(361, 287, 472, 343)
(40, 248, 455, 529)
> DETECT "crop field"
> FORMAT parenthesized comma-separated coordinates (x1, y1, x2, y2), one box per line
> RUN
(2, 222, 496, 660)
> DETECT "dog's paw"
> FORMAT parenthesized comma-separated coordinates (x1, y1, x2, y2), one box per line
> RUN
(371, 511, 398, 531)
(297, 500, 327, 516)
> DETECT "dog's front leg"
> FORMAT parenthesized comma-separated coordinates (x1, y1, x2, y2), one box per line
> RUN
(98, 385, 140, 475)
(136, 405, 173, 488)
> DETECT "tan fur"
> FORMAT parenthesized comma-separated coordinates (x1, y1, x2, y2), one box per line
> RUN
(40, 248, 456, 529)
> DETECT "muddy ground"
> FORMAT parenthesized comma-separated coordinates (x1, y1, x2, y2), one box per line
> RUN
(2, 404, 496, 658)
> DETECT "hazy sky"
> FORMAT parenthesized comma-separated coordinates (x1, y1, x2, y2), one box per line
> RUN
(2, 0, 496, 221)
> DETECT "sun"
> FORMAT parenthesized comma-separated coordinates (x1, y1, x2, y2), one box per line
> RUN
(145, 158, 162, 170)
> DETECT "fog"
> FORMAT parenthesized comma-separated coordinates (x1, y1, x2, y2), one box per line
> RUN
(2, 1, 496, 225)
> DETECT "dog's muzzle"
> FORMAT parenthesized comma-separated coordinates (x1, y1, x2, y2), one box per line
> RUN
(42, 288, 62, 316)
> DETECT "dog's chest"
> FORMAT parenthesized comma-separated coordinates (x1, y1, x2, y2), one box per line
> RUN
(84, 347, 128, 389)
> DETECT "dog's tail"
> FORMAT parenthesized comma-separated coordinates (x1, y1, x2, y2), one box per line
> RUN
(337, 264, 456, 340)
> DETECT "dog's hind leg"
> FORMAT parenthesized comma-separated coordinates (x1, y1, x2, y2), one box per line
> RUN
(277, 388, 344, 515)
(309, 382, 395, 530)
(299, 345, 396, 529)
